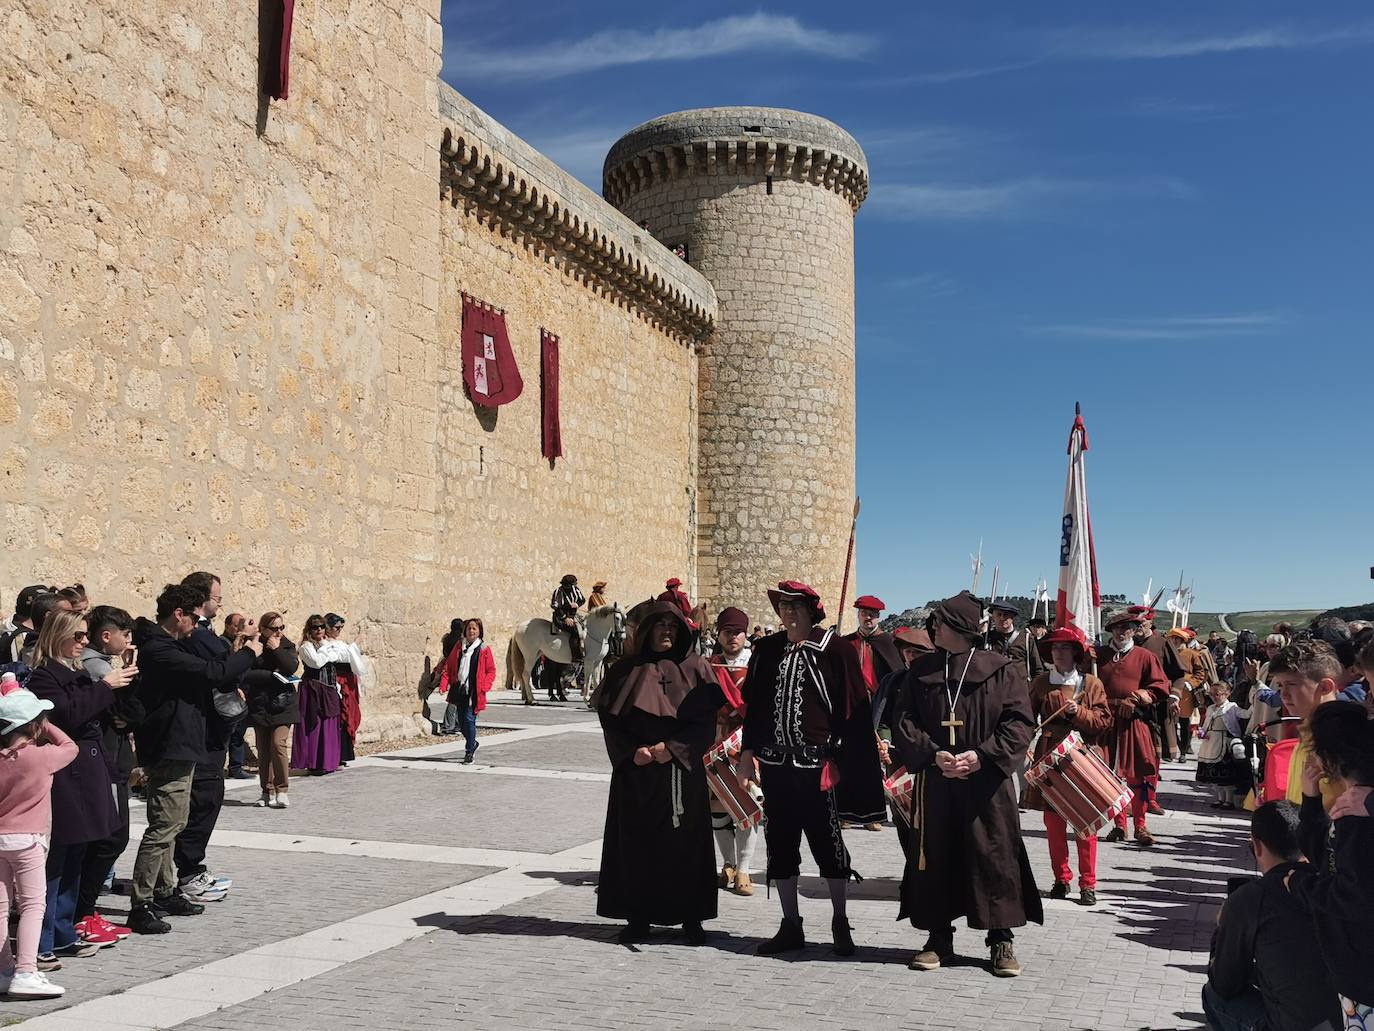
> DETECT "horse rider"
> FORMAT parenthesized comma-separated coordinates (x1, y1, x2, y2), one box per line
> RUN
(551, 574, 586, 663)
(658, 577, 697, 628)
(588, 580, 609, 610)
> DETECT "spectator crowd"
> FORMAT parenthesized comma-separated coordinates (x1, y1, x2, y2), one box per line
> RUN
(0, 575, 370, 999)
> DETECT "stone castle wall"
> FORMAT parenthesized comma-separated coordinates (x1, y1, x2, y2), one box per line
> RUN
(1, 3, 717, 737)
(604, 110, 867, 621)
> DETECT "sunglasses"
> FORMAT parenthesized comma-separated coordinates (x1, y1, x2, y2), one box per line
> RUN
(73, 630, 90, 641)
(266, 624, 286, 632)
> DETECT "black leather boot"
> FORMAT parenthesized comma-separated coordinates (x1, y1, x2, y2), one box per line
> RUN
(757, 916, 805, 955)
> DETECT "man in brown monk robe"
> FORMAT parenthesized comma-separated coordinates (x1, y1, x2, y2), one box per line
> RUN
(890, 590, 1042, 978)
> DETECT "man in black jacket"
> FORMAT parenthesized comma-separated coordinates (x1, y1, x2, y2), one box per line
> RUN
(173, 571, 254, 904)
(1204, 801, 1340, 1031)
(128, 583, 258, 935)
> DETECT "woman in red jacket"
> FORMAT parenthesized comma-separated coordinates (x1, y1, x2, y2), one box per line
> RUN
(439, 618, 495, 763)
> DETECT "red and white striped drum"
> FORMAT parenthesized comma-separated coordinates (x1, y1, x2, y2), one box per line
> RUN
(704, 727, 764, 830)
(884, 766, 916, 828)
(1025, 730, 1133, 837)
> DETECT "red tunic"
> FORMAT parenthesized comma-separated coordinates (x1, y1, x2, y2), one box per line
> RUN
(1097, 645, 1169, 784)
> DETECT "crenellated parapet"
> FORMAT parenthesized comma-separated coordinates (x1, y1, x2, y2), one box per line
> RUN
(603, 107, 869, 213)
(438, 84, 716, 346)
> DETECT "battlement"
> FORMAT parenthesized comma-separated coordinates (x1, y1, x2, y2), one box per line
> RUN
(603, 106, 869, 213)
(438, 84, 717, 345)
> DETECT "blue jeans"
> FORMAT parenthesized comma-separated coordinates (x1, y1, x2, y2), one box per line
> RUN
(442, 702, 478, 754)
(1203, 981, 1269, 1031)
(41, 841, 87, 954)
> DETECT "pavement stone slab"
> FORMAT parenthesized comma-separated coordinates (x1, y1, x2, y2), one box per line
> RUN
(0, 848, 495, 1024)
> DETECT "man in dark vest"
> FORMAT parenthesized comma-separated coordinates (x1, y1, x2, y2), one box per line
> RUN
(986, 600, 1046, 685)
(550, 574, 585, 663)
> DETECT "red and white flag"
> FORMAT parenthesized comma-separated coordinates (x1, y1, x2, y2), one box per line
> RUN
(1055, 406, 1101, 643)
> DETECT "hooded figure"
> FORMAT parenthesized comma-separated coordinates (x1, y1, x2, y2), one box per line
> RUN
(593, 602, 724, 944)
(889, 590, 1043, 977)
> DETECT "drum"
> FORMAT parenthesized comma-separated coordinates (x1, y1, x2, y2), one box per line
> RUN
(1025, 731, 1133, 837)
(703, 728, 764, 831)
(884, 766, 916, 828)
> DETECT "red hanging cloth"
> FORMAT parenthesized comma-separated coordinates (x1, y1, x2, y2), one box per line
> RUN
(541, 329, 562, 459)
(265, 0, 296, 100)
(461, 294, 523, 407)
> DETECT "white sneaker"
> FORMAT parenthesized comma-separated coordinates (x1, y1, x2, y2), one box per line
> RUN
(254, 792, 271, 807)
(7, 970, 66, 998)
(179, 872, 229, 902)
(271, 793, 289, 808)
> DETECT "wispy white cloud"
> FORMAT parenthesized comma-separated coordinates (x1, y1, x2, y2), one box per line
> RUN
(447, 13, 873, 81)
(888, 60, 1041, 86)
(1032, 313, 1287, 341)
(1044, 22, 1374, 61)
(885, 272, 958, 299)
(869, 175, 1196, 221)
(1125, 97, 1233, 120)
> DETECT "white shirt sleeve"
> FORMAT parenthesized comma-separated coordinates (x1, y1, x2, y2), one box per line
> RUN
(299, 640, 327, 668)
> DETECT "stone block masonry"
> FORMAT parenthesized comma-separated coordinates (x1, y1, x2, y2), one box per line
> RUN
(2, 15, 863, 738)
(604, 108, 868, 620)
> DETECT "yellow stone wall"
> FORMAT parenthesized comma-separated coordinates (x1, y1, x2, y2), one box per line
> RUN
(0, 1, 706, 737)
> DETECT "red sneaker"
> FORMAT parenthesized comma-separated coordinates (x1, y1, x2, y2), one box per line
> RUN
(93, 914, 132, 940)
(74, 916, 120, 948)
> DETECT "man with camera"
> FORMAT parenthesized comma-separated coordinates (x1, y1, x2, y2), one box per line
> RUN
(1204, 800, 1340, 1031)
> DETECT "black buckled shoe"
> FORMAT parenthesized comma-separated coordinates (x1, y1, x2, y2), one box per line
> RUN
(831, 915, 855, 957)
(757, 916, 805, 955)
(1048, 880, 1070, 901)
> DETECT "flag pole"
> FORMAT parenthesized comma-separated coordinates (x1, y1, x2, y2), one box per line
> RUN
(836, 496, 860, 634)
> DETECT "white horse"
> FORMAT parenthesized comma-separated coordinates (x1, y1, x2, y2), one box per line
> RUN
(507, 603, 624, 703)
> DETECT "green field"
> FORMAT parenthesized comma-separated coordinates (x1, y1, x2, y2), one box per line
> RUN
(1221, 609, 1325, 637)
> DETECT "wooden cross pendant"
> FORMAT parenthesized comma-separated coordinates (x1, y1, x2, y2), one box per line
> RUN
(941, 714, 964, 747)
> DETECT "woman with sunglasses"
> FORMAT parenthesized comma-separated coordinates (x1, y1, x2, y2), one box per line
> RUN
(293, 615, 343, 777)
(244, 613, 301, 807)
(25, 609, 138, 963)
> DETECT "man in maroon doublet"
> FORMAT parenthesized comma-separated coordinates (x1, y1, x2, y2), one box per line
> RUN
(1098, 611, 1171, 846)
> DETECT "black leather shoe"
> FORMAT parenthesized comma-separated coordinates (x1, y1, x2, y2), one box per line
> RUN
(757, 917, 805, 955)
(154, 894, 205, 917)
(1078, 888, 1097, 906)
(1048, 880, 1070, 901)
(831, 915, 855, 957)
(128, 905, 171, 934)
(683, 921, 706, 946)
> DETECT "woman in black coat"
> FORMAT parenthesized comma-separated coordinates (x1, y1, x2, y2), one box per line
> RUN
(25, 609, 137, 958)
(243, 612, 300, 809)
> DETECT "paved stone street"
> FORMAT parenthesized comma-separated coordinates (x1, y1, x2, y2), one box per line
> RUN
(4, 696, 1244, 1030)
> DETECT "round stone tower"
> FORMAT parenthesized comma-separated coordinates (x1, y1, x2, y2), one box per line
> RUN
(604, 107, 869, 618)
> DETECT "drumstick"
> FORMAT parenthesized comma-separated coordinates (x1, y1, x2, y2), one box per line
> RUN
(1025, 698, 1077, 763)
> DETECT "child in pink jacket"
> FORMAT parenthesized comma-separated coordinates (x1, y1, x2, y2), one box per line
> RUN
(0, 674, 79, 999)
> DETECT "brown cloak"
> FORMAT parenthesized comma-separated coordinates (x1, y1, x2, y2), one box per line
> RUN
(890, 647, 1043, 931)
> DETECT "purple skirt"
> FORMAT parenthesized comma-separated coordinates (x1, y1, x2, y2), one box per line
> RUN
(293, 715, 342, 774)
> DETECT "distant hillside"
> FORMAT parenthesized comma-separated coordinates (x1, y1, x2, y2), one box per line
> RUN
(877, 599, 1367, 640)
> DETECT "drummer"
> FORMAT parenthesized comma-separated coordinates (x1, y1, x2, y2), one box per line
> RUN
(707, 606, 758, 896)
(1025, 625, 1113, 906)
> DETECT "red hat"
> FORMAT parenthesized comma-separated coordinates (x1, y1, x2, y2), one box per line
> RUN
(715, 606, 749, 633)
(1037, 624, 1088, 661)
(1126, 605, 1155, 622)
(665, 577, 682, 589)
(1104, 609, 1145, 630)
(853, 595, 885, 611)
(767, 581, 826, 624)
(893, 626, 934, 652)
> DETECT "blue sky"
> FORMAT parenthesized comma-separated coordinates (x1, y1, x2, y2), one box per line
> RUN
(441, 3, 1372, 613)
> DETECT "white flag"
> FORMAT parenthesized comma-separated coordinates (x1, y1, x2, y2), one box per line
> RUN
(1055, 409, 1101, 643)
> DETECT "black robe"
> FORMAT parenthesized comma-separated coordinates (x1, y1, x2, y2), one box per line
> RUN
(890, 647, 1044, 931)
(596, 613, 724, 926)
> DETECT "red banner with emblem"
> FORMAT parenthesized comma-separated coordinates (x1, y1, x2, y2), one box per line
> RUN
(540, 329, 562, 459)
(461, 294, 523, 407)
